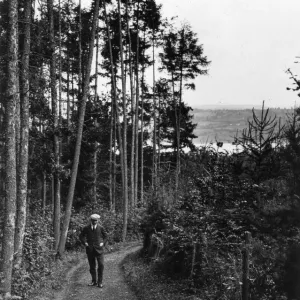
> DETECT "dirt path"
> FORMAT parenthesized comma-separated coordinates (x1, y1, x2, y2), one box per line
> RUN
(54, 243, 141, 300)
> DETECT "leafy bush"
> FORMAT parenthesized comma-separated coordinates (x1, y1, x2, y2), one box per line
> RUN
(12, 205, 54, 298)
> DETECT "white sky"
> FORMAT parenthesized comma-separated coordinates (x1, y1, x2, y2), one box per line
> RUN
(156, 0, 300, 108)
(82, 0, 300, 108)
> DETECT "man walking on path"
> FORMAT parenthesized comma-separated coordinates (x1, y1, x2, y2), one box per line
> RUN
(79, 214, 108, 288)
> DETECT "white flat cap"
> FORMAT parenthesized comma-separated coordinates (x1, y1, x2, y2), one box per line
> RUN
(90, 214, 100, 220)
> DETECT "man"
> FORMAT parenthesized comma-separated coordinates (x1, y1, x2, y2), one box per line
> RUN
(79, 214, 108, 288)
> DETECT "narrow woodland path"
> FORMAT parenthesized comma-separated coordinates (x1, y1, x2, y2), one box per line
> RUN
(54, 242, 141, 300)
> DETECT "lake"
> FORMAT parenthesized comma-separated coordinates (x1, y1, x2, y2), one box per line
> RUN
(194, 142, 242, 153)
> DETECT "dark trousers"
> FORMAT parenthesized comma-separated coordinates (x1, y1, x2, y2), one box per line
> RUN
(87, 248, 104, 284)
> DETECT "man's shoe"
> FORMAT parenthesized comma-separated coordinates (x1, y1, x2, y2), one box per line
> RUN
(97, 283, 103, 288)
(88, 281, 97, 286)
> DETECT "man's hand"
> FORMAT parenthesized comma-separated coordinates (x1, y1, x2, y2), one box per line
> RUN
(85, 242, 88, 247)
(100, 243, 104, 247)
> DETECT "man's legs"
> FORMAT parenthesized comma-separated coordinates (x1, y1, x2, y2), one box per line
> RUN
(96, 253, 104, 285)
(87, 251, 97, 284)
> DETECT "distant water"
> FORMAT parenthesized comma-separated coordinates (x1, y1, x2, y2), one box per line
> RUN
(194, 142, 284, 153)
(194, 142, 243, 153)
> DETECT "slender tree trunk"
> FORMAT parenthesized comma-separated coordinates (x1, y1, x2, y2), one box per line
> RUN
(0, 0, 18, 295)
(134, 1, 140, 206)
(118, 0, 129, 242)
(140, 84, 144, 204)
(15, 22, 20, 171)
(93, 146, 97, 205)
(15, 0, 32, 265)
(126, 0, 135, 208)
(113, 107, 117, 212)
(152, 29, 157, 195)
(171, 72, 179, 200)
(157, 94, 161, 172)
(47, 0, 60, 251)
(57, 0, 101, 256)
(42, 172, 46, 216)
(72, 61, 75, 114)
(177, 52, 183, 195)
(93, 21, 100, 205)
(103, 0, 125, 214)
(67, 54, 70, 135)
(57, 0, 62, 230)
(109, 85, 114, 211)
(78, 0, 82, 103)
(51, 176, 54, 217)
(66, 1, 71, 136)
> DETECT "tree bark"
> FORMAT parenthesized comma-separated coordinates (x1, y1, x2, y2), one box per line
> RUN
(15, 0, 32, 265)
(113, 107, 117, 211)
(57, 0, 101, 256)
(42, 172, 47, 216)
(47, 0, 60, 251)
(0, 0, 18, 295)
(118, 0, 129, 242)
(152, 29, 157, 196)
(78, 0, 82, 102)
(93, 20, 100, 205)
(126, 0, 135, 208)
(134, 1, 140, 206)
(171, 72, 179, 201)
(66, 9, 71, 137)
(109, 85, 114, 211)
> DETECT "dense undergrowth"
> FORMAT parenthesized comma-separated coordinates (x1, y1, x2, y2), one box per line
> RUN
(134, 142, 300, 300)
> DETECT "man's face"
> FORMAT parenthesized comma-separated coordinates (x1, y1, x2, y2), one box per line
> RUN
(91, 219, 98, 226)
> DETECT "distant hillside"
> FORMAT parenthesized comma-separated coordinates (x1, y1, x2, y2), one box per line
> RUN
(197, 104, 263, 110)
(191, 108, 293, 144)
(197, 104, 296, 110)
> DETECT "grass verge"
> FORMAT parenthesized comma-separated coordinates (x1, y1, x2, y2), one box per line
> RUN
(28, 251, 84, 300)
(121, 251, 201, 300)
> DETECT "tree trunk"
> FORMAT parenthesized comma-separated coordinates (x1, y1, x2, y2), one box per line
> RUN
(66, 10, 71, 137)
(126, 0, 135, 208)
(109, 85, 114, 211)
(72, 61, 75, 115)
(103, 0, 125, 213)
(15, 0, 32, 265)
(113, 107, 117, 211)
(157, 94, 161, 173)
(118, 0, 129, 242)
(57, 0, 101, 256)
(93, 20, 99, 205)
(42, 172, 46, 216)
(152, 29, 157, 195)
(171, 72, 179, 201)
(51, 176, 54, 218)
(78, 0, 82, 103)
(57, 0, 62, 241)
(0, 0, 18, 295)
(67, 56, 70, 134)
(177, 45, 184, 199)
(134, 1, 140, 206)
(47, 0, 60, 251)
(15, 25, 20, 172)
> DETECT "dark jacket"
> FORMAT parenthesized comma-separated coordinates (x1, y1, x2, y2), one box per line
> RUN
(79, 224, 108, 255)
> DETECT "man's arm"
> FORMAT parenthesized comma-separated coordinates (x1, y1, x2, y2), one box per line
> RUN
(101, 227, 108, 246)
(79, 226, 88, 246)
